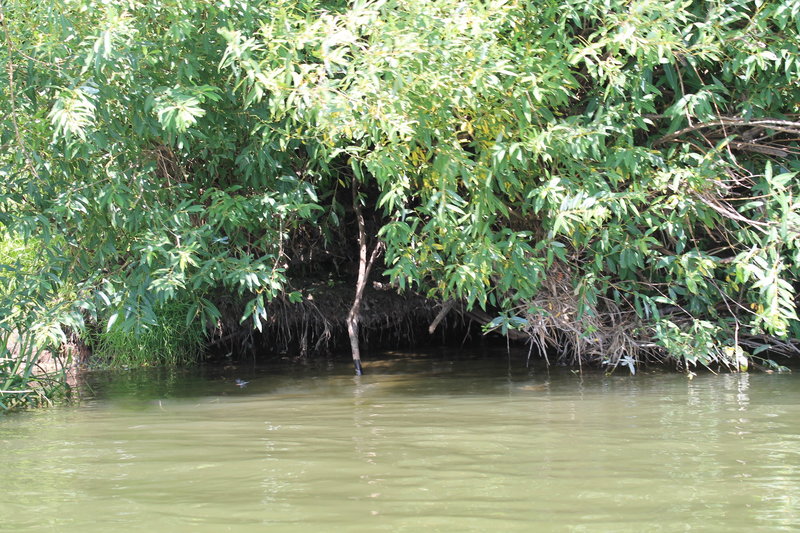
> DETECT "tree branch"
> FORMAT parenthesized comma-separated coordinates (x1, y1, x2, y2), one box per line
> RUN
(346, 178, 384, 375)
(654, 116, 800, 148)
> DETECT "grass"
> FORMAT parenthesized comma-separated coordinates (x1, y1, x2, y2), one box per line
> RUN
(91, 300, 207, 368)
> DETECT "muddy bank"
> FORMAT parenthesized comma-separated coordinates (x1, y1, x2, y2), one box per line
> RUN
(208, 281, 485, 360)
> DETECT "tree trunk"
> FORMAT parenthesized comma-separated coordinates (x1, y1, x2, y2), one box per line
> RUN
(346, 181, 383, 375)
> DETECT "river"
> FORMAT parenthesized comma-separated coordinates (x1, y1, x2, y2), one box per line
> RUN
(1, 349, 799, 531)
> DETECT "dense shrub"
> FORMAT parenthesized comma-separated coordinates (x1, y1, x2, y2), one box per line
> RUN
(1, 0, 798, 380)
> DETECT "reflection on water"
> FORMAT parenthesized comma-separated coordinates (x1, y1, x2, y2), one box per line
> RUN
(1, 349, 799, 532)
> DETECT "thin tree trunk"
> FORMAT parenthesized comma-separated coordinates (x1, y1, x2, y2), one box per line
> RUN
(347, 181, 383, 375)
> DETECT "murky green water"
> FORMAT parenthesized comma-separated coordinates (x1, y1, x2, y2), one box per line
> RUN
(2, 350, 799, 532)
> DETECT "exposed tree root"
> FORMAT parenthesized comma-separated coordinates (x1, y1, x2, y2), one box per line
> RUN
(513, 263, 662, 369)
(207, 281, 451, 360)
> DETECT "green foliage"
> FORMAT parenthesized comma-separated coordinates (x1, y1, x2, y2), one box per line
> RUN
(0, 233, 72, 409)
(653, 319, 730, 368)
(1, 0, 799, 374)
(0, 231, 40, 298)
(91, 300, 207, 368)
(0, 326, 68, 411)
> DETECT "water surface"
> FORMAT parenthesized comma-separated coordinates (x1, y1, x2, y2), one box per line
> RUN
(2, 351, 799, 531)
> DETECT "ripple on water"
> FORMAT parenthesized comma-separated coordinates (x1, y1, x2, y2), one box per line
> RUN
(1, 357, 799, 532)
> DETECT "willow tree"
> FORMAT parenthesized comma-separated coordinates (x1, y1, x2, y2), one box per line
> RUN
(1, 0, 799, 383)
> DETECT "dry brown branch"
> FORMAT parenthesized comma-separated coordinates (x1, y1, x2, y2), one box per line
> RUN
(695, 192, 770, 231)
(727, 141, 789, 157)
(739, 335, 800, 357)
(515, 263, 662, 369)
(145, 144, 186, 184)
(654, 117, 800, 146)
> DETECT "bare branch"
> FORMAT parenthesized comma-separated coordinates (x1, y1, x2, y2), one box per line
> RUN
(654, 116, 800, 150)
(428, 299, 456, 335)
